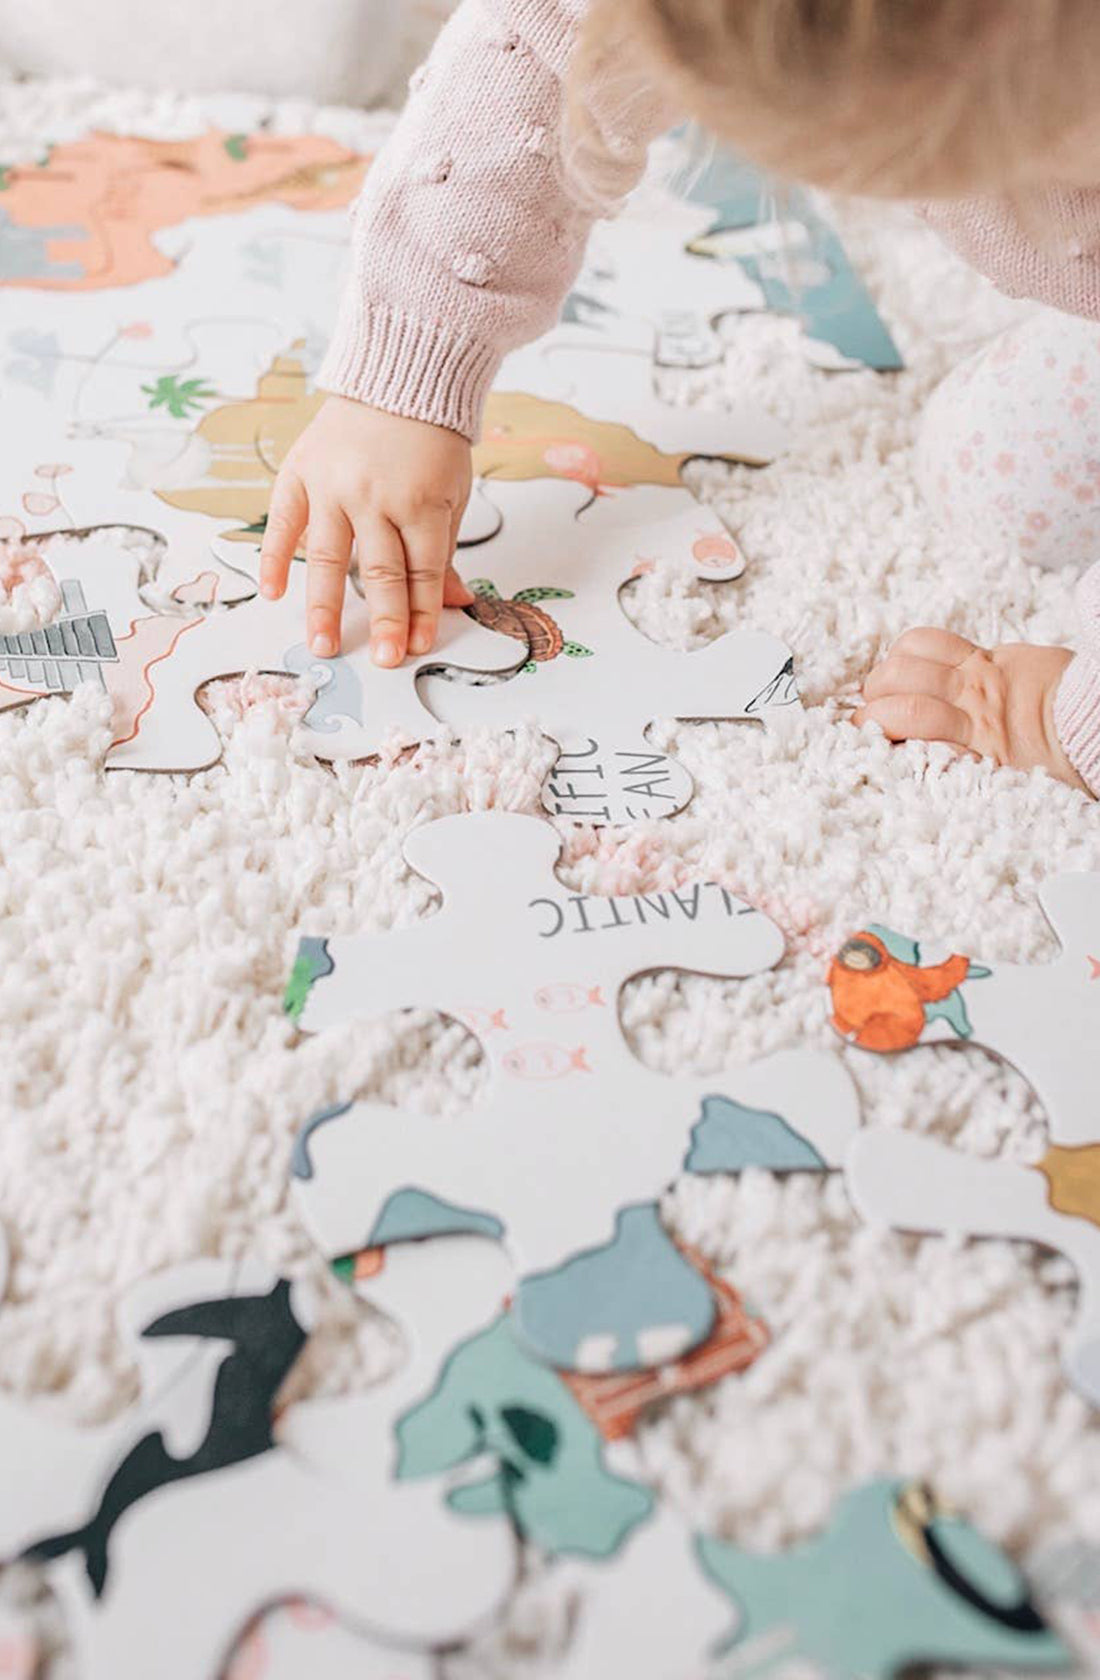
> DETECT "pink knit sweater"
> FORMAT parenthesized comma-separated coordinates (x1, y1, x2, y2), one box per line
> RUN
(319, 0, 1100, 797)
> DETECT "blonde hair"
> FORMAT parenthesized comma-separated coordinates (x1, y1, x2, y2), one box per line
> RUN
(571, 0, 1100, 202)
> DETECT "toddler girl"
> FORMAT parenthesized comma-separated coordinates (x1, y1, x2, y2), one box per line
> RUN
(259, 0, 1100, 798)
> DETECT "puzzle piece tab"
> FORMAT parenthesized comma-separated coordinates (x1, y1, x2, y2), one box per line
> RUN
(437, 480, 798, 824)
(289, 810, 858, 1374)
(698, 1480, 1068, 1676)
(829, 877, 1100, 1149)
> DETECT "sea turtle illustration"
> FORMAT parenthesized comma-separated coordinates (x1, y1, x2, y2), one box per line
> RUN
(465, 580, 592, 674)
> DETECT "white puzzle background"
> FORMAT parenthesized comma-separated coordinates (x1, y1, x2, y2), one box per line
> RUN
(1, 73, 1099, 1679)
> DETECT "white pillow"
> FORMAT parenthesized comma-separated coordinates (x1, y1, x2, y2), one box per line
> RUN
(0, 0, 410, 107)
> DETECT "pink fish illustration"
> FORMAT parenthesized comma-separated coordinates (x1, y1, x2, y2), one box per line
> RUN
(501, 1042, 591, 1080)
(454, 1006, 510, 1034)
(533, 983, 606, 1014)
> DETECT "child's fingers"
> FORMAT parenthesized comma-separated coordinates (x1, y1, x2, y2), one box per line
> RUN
(855, 692, 974, 748)
(304, 507, 353, 658)
(400, 507, 454, 657)
(443, 564, 475, 607)
(862, 652, 963, 706)
(355, 516, 410, 667)
(443, 502, 475, 608)
(888, 626, 979, 666)
(259, 472, 307, 599)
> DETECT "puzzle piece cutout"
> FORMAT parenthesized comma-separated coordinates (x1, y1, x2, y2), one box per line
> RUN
(0, 1255, 515, 1678)
(432, 479, 798, 824)
(697, 1479, 1068, 1676)
(289, 809, 858, 1373)
(828, 877, 1100, 1149)
(847, 1128, 1100, 1408)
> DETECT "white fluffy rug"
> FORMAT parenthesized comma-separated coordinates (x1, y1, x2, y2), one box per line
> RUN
(1, 73, 1099, 1671)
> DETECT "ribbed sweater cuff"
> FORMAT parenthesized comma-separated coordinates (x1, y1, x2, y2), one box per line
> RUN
(317, 297, 500, 441)
(1054, 653, 1100, 797)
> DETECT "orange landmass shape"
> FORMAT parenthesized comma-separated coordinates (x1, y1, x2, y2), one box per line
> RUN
(1, 130, 367, 292)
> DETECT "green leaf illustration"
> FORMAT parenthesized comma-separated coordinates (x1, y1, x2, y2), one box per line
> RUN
(501, 1404, 559, 1466)
(224, 133, 249, 162)
(141, 374, 218, 419)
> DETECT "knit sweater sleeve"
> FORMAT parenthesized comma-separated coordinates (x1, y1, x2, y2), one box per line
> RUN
(318, 0, 666, 440)
(1054, 563, 1100, 795)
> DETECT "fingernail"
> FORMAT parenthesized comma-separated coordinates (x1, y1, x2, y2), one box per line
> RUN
(260, 580, 277, 599)
(408, 627, 432, 655)
(374, 639, 400, 667)
(311, 632, 336, 658)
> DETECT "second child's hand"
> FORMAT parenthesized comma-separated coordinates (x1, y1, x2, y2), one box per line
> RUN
(259, 396, 474, 665)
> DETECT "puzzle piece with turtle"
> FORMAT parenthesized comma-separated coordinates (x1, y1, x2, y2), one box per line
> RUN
(0, 1254, 516, 1679)
(310, 1238, 1067, 1680)
(427, 478, 799, 824)
(287, 808, 859, 1375)
(830, 875, 1100, 1407)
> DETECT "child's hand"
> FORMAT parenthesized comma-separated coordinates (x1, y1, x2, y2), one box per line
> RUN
(856, 627, 1089, 792)
(259, 396, 474, 665)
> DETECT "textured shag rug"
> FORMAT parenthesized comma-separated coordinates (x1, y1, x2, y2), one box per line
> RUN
(0, 70, 1098, 1673)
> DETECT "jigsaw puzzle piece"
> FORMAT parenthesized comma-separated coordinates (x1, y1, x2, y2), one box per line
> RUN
(374, 1243, 768, 1678)
(829, 876, 1100, 1148)
(0, 1609, 36, 1680)
(423, 483, 798, 824)
(12, 1250, 514, 1678)
(510, 1050, 857, 1368)
(496, 319, 789, 465)
(679, 147, 904, 373)
(0, 1258, 265, 1562)
(289, 809, 802, 1371)
(222, 1601, 436, 1680)
(1022, 1539, 1100, 1668)
(848, 1129, 1100, 1408)
(107, 564, 523, 772)
(291, 1085, 730, 1371)
(683, 1047, 862, 1176)
(697, 1479, 1069, 1677)
(294, 810, 785, 1037)
(551, 1505, 736, 1680)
